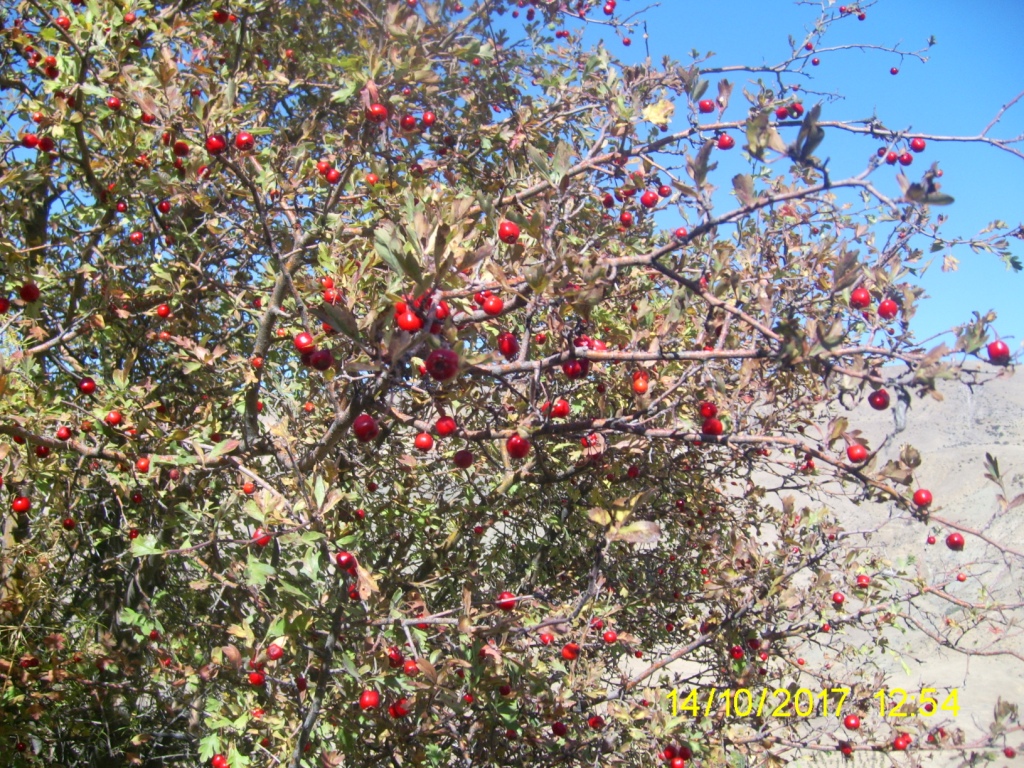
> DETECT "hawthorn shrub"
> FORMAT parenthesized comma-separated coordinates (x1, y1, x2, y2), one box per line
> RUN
(0, 0, 1021, 766)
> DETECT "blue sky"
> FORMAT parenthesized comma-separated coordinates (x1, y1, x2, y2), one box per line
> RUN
(567, 0, 1023, 350)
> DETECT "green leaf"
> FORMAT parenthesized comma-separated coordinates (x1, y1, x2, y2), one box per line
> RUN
(246, 554, 276, 587)
(207, 439, 240, 460)
(310, 302, 360, 339)
(330, 80, 357, 103)
(313, 475, 326, 508)
(198, 734, 221, 763)
(131, 534, 164, 557)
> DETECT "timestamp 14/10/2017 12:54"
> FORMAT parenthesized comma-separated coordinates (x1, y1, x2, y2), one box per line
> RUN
(666, 687, 961, 720)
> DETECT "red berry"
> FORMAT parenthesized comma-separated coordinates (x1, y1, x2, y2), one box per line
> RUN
(987, 339, 1011, 365)
(497, 332, 519, 359)
(335, 551, 356, 569)
(850, 287, 871, 309)
(945, 532, 964, 551)
(267, 644, 284, 660)
(12, 496, 31, 514)
(640, 190, 659, 208)
(234, 131, 255, 151)
(424, 348, 459, 381)
(832, 591, 845, 606)
(561, 642, 579, 660)
(898, 152, 913, 167)
(414, 432, 434, 452)
(716, 134, 735, 150)
(205, 134, 227, 154)
(353, 414, 379, 442)
(844, 714, 861, 730)
(359, 690, 380, 710)
(506, 434, 530, 459)
(453, 450, 474, 468)
(698, 99, 715, 114)
(293, 332, 315, 353)
(498, 220, 520, 244)
(252, 528, 272, 546)
(912, 489, 933, 509)
(846, 444, 868, 463)
(366, 103, 388, 123)
(878, 298, 898, 320)
(701, 417, 723, 436)
(395, 310, 423, 332)
(867, 389, 890, 411)
(496, 591, 517, 611)
(482, 295, 504, 316)
(388, 697, 410, 718)
(910, 137, 926, 153)
(19, 282, 41, 303)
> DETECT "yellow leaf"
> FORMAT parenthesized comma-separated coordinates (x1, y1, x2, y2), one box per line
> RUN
(588, 508, 612, 526)
(642, 99, 675, 127)
(356, 564, 378, 601)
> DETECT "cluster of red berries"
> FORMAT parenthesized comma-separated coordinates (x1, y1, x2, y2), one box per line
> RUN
(849, 286, 900, 320)
(292, 331, 334, 371)
(661, 743, 693, 768)
(877, 137, 926, 166)
(562, 334, 607, 379)
(774, 102, 806, 120)
(394, 290, 450, 333)
(315, 157, 342, 184)
(398, 111, 437, 133)
(699, 401, 723, 436)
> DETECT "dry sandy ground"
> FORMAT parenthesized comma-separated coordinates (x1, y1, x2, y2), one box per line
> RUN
(791, 368, 1024, 767)
(636, 368, 1023, 768)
